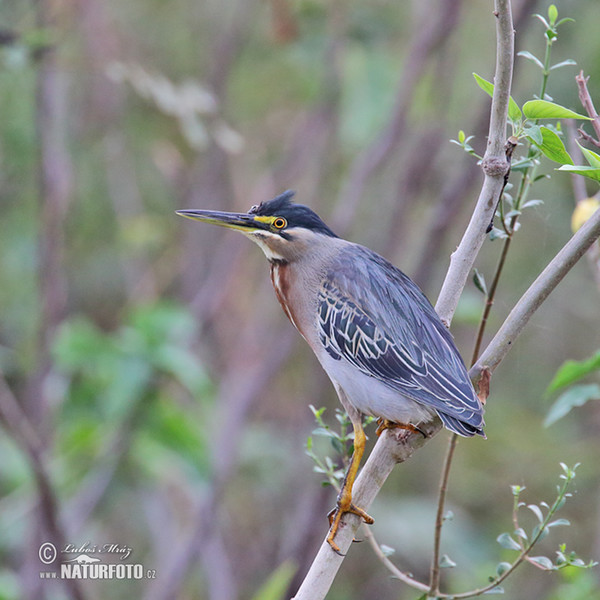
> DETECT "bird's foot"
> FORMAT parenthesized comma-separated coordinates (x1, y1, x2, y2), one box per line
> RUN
(375, 418, 427, 438)
(326, 496, 374, 555)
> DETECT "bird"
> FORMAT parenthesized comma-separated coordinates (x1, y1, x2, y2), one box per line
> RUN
(177, 190, 485, 553)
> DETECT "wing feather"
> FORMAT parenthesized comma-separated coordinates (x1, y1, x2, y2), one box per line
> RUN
(318, 245, 484, 436)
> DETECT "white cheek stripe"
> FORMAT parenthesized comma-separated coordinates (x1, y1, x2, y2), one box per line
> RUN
(244, 231, 286, 261)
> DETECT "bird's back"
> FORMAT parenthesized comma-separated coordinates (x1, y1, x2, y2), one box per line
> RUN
(315, 243, 485, 437)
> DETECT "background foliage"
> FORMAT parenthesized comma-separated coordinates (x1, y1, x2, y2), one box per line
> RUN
(0, 1, 599, 599)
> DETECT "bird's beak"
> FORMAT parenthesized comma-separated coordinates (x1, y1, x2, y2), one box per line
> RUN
(176, 209, 271, 232)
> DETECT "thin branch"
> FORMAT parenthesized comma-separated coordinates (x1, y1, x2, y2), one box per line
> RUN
(470, 204, 600, 381)
(429, 433, 459, 595)
(361, 525, 430, 593)
(576, 70, 600, 143)
(435, 0, 515, 325)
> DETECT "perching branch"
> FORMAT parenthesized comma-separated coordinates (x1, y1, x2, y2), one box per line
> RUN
(292, 420, 440, 600)
(435, 0, 515, 326)
(293, 2, 515, 598)
(470, 204, 600, 382)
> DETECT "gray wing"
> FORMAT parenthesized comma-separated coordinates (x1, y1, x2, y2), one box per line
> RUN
(317, 244, 484, 437)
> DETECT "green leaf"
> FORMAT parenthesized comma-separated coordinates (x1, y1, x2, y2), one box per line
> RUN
(544, 384, 600, 427)
(577, 142, 600, 168)
(550, 59, 577, 71)
(533, 14, 550, 29)
(523, 100, 592, 120)
(546, 350, 600, 391)
(458, 129, 466, 143)
(250, 561, 297, 600)
(517, 50, 544, 70)
(489, 227, 508, 241)
(496, 562, 512, 576)
(523, 124, 543, 145)
(522, 199, 544, 209)
(558, 165, 600, 182)
(527, 504, 544, 523)
(483, 586, 505, 594)
(497, 533, 521, 551)
(548, 4, 558, 26)
(440, 554, 457, 568)
(547, 518, 570, 528)
(473, 269, 488, 296)
(530, 126, 573, 164)
(473, 73, 522, 122)
(529, 556, 554, 570)
(514, 527, 528, 540)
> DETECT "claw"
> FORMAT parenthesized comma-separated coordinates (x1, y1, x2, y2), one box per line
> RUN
(326, 498, 373, 553)
(376, 418, 427, 438)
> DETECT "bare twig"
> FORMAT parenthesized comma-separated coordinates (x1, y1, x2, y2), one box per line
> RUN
(429, 433, 459, 595)
(361, 525, 430, 593)
(435, 0, 514, 325)
(470, 205, 600, 382)
(576, 70, 600, 144)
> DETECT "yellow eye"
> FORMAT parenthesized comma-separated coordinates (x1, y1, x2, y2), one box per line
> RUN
(272, 217, 287, 229)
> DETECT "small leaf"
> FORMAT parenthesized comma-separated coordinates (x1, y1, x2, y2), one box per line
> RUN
(524, 124, 543, 145)
(546, 350, 600, 392)
(544, 384, 600, 426)
(527, 504, 544, 523)
(511, 159, 537, 172)
(534, 127, 573, 164)
(558, 165, 600, 182)
(380, 544, 396, 557)
(548, 4, 558, 26)
(473, 269, 488, 296)
(473, 73, 522, 122)
(522, 199, 544, 208)
(517, 50, 544, 70)
(550, 59, 577, 71)
(440, 554, 457, 568)
(529, 556, 554, 570)
(523, 100, 592, 120)
(556, 17, 575, 27)
(511, 484, 525, 496)
(577, 142, 600, 168)
(489, 227, 508, 241)
(533, 14, 550, 29)
(497, 533, 521, 551)
(514, 527, 528, 540)
(496, 562, 512, 576)
(483, 586, 505, 594)
(547, 518, 570, 528)
(458, 129, 466, 143)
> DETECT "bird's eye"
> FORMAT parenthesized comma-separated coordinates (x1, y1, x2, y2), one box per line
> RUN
(272, 217, 287, 229)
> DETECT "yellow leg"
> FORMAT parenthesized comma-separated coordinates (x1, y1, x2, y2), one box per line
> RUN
(326, 419, 374, 554)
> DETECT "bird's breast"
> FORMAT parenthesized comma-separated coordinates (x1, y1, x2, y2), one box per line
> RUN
(270, 261, 307, 338)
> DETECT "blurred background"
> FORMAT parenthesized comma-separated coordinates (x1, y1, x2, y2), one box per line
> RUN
(1, 0, 600, 599)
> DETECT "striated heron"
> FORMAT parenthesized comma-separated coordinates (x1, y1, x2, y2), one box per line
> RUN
(177, 190, 485, 553)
